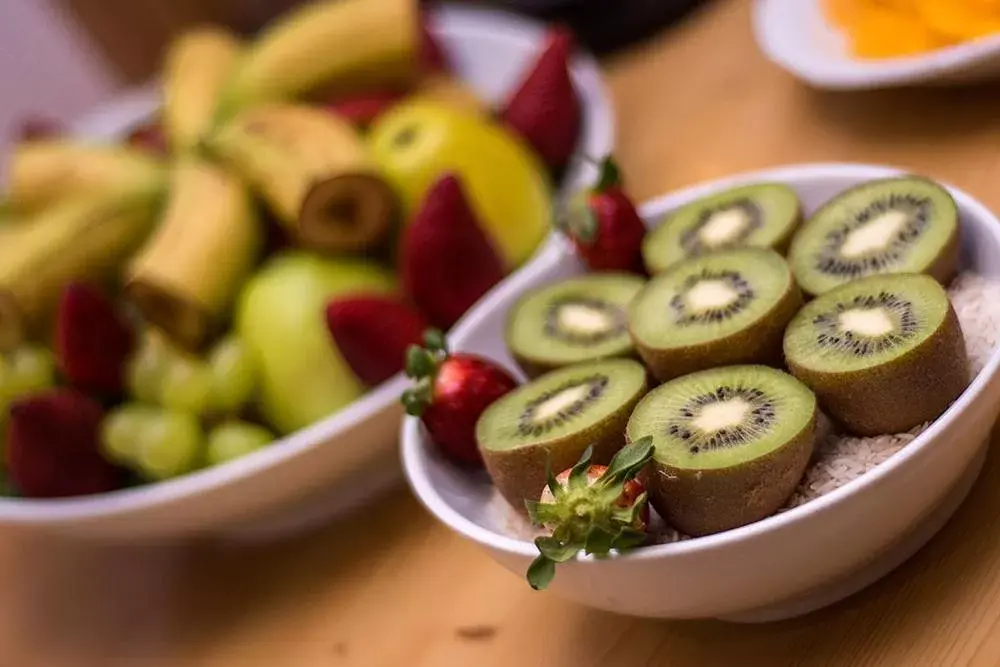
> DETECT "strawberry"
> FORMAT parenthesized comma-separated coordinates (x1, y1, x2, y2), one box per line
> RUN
(55, 282, 136, 396)
(325, 294, 428, 386)
(525, 437, 654, 590)
(419, 11, 451, 73)
(399, 173, 505, 330)
(327, 89, 406, 129)
(127, 121, 168, 155)
(499, 26, 580, 171)
(558, 156, 646, 273)
(401, 329, 518, 466)
(6, 389, 122, 498)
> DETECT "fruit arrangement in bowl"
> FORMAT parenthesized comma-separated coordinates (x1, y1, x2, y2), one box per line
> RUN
(0, 0, 613, 538)
(402, 162, 1000, 619)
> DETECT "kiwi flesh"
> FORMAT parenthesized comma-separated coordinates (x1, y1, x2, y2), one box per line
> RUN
(628, 247, 802, 383)
(626, 365, 816, 536)
(642, 183, 802, 274)
(476, 358, 648, 510)
(783, 273, 967, 436)
(788, 176, 959, 297)
(505, 273, 645, 378)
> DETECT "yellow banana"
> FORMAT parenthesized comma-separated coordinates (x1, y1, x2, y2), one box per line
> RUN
(162, 26, 243, 153)
(128, 156, 261, 351)
(218, 0, 418, 116)
(208, 103, 395, 254)
(7, 140, 166, 215)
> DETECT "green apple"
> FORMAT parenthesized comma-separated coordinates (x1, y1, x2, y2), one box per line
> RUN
(368, 100, 553, 269)
(236, 252, 396, 435)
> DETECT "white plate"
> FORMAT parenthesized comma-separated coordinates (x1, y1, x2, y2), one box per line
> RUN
(403, 163, 1000, 620)
(1, 3, 613, 540)
(753, 0, 1000, 89)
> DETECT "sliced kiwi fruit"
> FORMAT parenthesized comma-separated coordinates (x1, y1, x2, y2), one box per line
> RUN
(628, 247, 802, 383)
(626, 365, 816, 536)
(476, 358, 648, 510)
(788, 176, 959, 297)
(505, 273, 645, 378)
(642, 183, 802, 274)
(784, 273, 967, 436)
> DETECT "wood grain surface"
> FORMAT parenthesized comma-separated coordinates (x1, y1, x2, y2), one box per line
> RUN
(8, 1, 1000, 665)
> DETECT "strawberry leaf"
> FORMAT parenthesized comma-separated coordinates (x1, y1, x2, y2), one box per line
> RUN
(601, 436, 654, 487)
(525, 499, 560, 526)
(404, 346, 435, 379)
(423, 328, 447, 353)
(612, 528, 649, 551)
(584, 526, 616, 557)
(527, 555, 556, 591)
(595, 156, 623, 192)
(545, 453, 562, 498)
(568, 445, 594, 489)
(535, 536, 580, 563)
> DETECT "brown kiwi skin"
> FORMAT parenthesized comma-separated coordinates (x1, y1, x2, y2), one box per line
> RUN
(785, 299, 968, 436)
(511, 350, 641, 380)
(639, 407, 816, 536)
(479, 378, 647, 513)
(792, 177, 960, 298)
(630, 271, 803, 384)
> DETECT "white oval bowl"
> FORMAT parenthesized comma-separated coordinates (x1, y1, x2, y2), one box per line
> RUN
(753, 0, 1000, 89)
(0, 3, 613, 540)
(402, 163, 1000, 621)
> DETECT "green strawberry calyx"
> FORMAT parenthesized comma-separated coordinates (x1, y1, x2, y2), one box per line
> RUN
(524, 436, 654, 591)
(400, 328, 448, 417)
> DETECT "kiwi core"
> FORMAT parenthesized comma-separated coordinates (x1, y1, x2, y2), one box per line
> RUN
(838, 308, 895, 337)
(840, 210, 908, 258)
(686, 279, 740, 311)
(699, 208, 751, 247)
(548, 300, 621, 344)
(693, 398, 751, 433)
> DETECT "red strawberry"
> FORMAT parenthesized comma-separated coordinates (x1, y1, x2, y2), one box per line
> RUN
(399, 173, 505, 330)
(6, 389, 122, 498)
(558, 156, 646, 273)
(127, 121, 168, 155)
(55, 282, 136, 395)
(401, 329, 518, 466)
(499, 26, 580, 171)
(12, 114, 64, 142)
(325, 294, 428, 386)
(327, 89, 406, 129)
(419, 11, 450, 73)
(525, 437, 654, 590)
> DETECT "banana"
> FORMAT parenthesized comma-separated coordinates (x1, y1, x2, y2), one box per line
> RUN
(162, 26, 243, 154)
(128, 156, 262, 351)
(411, 75, 487, 116)
(0, 190, 162, 350)
(217, 0, 418, 116)
(7, 140, 167, 215)
(208, 103, 395, 254)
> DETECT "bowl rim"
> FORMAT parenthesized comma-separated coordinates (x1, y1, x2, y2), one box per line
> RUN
(752, 0, 1000, 89)
(402, 161, 1000, 562)
(0, 2, 613, 523)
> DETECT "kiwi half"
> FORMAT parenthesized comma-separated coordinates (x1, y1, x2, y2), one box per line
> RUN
(642, 183, 801, 274)
(784, 273, 967, 436)
(628, 247, 802, 383)
(788, 176, 959, 297)
(626, 365, 816, 536)
(505, 273, 645, 378)
(476, 358, 648, 510)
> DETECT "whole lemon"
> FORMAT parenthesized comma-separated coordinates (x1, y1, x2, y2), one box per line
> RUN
(369, 100, 552, 268)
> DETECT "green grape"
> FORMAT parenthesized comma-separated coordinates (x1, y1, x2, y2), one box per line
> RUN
(159, 356, 215, 415)
(205, 420, 273, 467)
(208, 335, 257, 413)
(100, 404, 159, 466)
(135, 410, 204, 480)
(127, 334, 172, 404)
(6, 345, 55, 396)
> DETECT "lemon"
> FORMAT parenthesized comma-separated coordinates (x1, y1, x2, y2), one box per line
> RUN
(369, 100, 552, 268)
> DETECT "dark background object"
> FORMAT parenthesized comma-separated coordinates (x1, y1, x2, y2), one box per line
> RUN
(482, 0, 708, 55)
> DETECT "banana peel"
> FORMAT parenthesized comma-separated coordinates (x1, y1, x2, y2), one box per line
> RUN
(162, 26, 243, 154)
(7, 140, 166, 215)
(128, 156, 261, 351)
(217, 0, 418, 117)
(0, 190, 162, 350)
(208, 103, 396, 255)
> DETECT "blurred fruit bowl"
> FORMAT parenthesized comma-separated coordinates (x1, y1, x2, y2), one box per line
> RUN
(1, 3, 612, 541)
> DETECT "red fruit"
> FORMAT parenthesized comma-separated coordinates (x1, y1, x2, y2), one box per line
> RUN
(6, 389, 122, 498)
(499, 26, 580, 170)
(325, 295, 428, 386)
(327, 89, 406, 128)
(127, 122, 168, 155)
(401, 329, 518, 466)
(558, 156, 646, 273)
(525, 437, 654, 590)
(419, 11, 450, 72)
(55, 282, 136, 395)
(12, 115, 64, 142)
(399, 174, 505, 330)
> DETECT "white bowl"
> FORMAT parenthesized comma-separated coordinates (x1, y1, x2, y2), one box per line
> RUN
(753, 0, 1000, 89)
(402, 163, 1000, 621)
(0, 3, 613, 541)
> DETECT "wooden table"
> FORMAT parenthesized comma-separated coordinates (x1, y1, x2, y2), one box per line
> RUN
(11, 2, 1000, 665)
